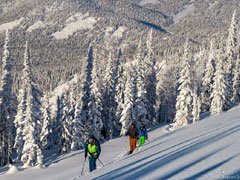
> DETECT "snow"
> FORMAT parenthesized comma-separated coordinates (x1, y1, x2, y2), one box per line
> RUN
(6, 165, 19, 174)
(53, 13, 97, 39)
(173, 4, 195, 24)
(111, 26, 126, 39)
(1, 106, 240, 179)
(27, 21, 46, 32)
(139, 0, 159, 6)
(0, 18, 24, 32)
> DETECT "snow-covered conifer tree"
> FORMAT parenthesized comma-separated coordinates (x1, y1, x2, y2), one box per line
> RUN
(80, 44, 93, 126)
(21, 86, 43, 167)
(232, 55, 240, 103)
(103, 51, 115, 134)
(40, 95, 53, 150)
(120, 68, 137, 135)
(201, 41, 216, 112)
(87, 52, 103, 140)
(192, 90, 201, 123)
(58, 93, 72, 153)
(71, 99, 85, 150)
(144, 29, 157, 123)
(174, 40, 193, 126)
(225, 10, 238, 103)
(115, 49, 126, 132)
(135, 40, 149, 126)
(20, 41, 43, 167)
(210, 46, 227, 115)
(0, 29, 14, 166)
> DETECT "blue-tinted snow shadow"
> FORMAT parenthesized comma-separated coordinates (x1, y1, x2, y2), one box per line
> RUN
(0, 166, 9, 175)
(93, 124, 240, 180)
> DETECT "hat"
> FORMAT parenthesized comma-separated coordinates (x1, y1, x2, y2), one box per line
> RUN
(88, 135, 94, 140)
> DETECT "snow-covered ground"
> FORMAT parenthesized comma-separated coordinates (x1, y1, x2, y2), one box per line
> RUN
(139, 0, 159, 6)
(0, 18, 24, 32)
(1, 106, 240, 180)
(53, 13, 97, 39)
(27, 21, 46, 32)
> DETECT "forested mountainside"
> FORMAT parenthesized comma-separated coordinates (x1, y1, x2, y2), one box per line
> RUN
(1, 0, 240, 168)
(0, 0, 238, 93)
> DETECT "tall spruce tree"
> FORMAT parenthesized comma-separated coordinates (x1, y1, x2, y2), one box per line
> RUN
(201, 41, 216, 112)
(210, 45, 227, 115)
(120, 69, 137, 135)
(80, 44, 93, 133)
(103, 51, 116, 135)
(174, 40, 193, 126)
(225, 10, 238, 104)
(135, 40, 149, 126)
(145, 29, 157, 123)
(20, 41, 43, 167)
(192, 89, 201, 123)
(40, 95, 53, 150)
(115, 49, 126, 133)
(0, 29, 14, 166)
(58, 93, 72, 153)
(71, 100, 85, 150)
(88, 52, 103, 140)
(232, 55, 240, 103)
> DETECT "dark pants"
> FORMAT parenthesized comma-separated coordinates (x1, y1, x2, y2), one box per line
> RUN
(89, 156, 97, 172)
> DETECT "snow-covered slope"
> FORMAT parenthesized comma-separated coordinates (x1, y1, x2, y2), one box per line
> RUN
(1, 106, 240, 180)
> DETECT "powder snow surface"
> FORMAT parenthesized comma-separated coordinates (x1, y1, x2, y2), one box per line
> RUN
(0, 18, 24, 32)
(139, 0, 159, 6)
(53, 13, 97, 39)
(27, 21, 46, 32)
(1, 106, 240, 180)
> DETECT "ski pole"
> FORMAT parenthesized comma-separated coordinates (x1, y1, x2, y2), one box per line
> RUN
(98, 158, 104, 166)
(81, 157, 86, 175)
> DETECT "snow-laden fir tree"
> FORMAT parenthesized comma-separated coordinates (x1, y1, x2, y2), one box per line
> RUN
(71, 99, 85, 150)
(21, 86, 43, 167)
(0, 29, 14, 166)
(144, 29, 157, 123)
(135, 40, 149, 126)
(115, 49, 126, 133)
(120, 68, 137, 135)
(226, 9, 238, 62)
(69, 86, 77, 120)
(87, 52, 103, 140)
(225, 10, 238, 103)
(103, 51, 116, 135)
(14, 87, 27, 161)
(20, 41, 43, 167)
(174, 40, 193, 126)
(201, 41, 216, 112)
(58, 93, 73, 153)
(210, 46, 227, 115)
(231, 55, 240, 103)
(80, 44, 93, 128)
(192, 89, 201, 123)
(40, 94, 53, 150)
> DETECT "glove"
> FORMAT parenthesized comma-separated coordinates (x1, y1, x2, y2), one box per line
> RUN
(96, 155, 99, 159)
(85, 154, 87, 159)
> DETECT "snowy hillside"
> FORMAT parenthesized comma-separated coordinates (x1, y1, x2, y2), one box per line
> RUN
(1, 105, 240, 180)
